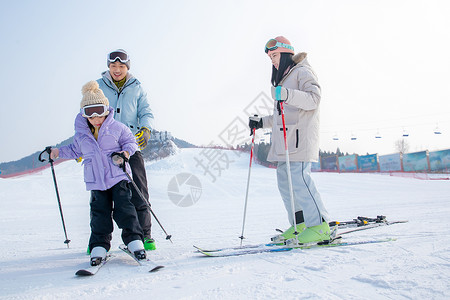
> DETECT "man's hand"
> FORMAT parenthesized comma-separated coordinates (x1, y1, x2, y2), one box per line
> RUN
(135, 127, 151, 150)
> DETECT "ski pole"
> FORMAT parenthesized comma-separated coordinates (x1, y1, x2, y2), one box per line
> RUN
(279, 101, 299, 244)
(111, 152, 173, 243)
(38, 147, 71, 248)
(239, 126, 256, 247)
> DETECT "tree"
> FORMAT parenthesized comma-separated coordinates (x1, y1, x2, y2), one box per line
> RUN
(394, 138, 410, 154)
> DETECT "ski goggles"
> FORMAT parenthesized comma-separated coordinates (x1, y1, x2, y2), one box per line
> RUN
(108, 51, 130, 63)
(264, 39, 295, 53)
(81, 104, 109, 118)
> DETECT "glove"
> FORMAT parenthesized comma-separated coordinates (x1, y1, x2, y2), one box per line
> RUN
(75, 157, 83, 163)
(135, 127, 151, 150)
(248, 115, 263, 136)
(271, 86, 288, 102)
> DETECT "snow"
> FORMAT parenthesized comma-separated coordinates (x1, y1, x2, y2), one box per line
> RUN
(0, 148, 449, 299)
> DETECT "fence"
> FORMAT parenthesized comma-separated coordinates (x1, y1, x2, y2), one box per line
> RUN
(316, 148, 450, 175)
(0, 159, 69, 179)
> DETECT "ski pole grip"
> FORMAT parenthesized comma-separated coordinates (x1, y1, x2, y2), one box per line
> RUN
(111, 151, 129, 162)
(38, 146, 53, 162)
(111, 152, 129, 171)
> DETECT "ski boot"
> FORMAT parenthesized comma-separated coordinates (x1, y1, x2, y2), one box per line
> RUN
(285, 221, 331, 246)
(90, 246, 107, 266)
(128, 240, 147, 260)
(144, 237, 156, 251)
(271, 223, 306, 243)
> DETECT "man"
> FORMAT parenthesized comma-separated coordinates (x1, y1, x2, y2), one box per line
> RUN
(96, 49, 155, 250)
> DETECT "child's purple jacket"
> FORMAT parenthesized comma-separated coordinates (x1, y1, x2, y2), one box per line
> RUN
(59, 108, 138, 191)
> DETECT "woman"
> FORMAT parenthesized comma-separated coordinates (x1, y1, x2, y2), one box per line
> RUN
(249, 36, 331, 244)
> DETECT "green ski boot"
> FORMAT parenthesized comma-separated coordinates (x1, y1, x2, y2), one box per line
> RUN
(271, 223, 306, 243)
(288, 221, 331, 245)
(144, 237, 156, 251)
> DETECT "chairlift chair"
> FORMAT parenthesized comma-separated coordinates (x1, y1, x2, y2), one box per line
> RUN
(434, 125, 442, 135)
(375, 129, 382, 139)
(332, 133, 339, 141)
(402, 128, 409, 137)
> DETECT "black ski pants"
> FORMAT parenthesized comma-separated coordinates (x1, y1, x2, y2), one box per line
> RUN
(89, 180, 144, 251)
(128, 151, 152, 239)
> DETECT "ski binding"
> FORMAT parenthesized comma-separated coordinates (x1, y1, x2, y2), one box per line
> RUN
(119, 244, 164, 272)
(75, 254, 113, 276)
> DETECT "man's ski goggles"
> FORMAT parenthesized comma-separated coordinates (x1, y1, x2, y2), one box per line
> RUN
(82, 104, 109, 118)
(108, 51, 130, 63)
(264, 39, 295, 54)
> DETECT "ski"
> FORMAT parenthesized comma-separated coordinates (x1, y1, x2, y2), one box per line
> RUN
(195, 237, 396, 257)
(75, 254, 113, 276)
(193, 236, 337, 254)
(194, 217, 406, 254)
(196, 226, 339, 253)
(338, 219, 408, 235)
(118, 244, 164, 272)
(193, 242, 282, 253)
(329, 215, 408, 229)
(271, 216, 408, 237)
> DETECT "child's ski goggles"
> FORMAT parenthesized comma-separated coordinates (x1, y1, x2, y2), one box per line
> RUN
(108, 51, 130, 63)
(82, 104, 109, 118)
(264, 39, 295, 53)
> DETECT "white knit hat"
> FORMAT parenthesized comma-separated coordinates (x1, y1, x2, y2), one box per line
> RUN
(80, 81, 109, 108)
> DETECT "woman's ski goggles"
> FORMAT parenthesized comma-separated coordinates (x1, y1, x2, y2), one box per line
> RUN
(82, 104, 109, 118)
(264, 39, 295, 53)
(108, 51, 130, 63)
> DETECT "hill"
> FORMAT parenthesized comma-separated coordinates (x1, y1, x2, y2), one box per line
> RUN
(0, 130, 195, 177)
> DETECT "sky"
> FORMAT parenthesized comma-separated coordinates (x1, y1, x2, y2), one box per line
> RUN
(1, 0, 450, 163)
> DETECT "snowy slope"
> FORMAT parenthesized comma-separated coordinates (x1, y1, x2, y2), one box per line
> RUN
(0, 148, 449, 299)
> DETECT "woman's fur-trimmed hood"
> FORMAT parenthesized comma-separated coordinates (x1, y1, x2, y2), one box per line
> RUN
(293, 52, 307, 64)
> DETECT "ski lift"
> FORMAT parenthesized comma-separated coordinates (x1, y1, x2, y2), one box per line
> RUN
(375, 129, 382, 139)
(434, 124, 442, 135)
(332, 133, 339, 141)
(402, 128, 409, 137)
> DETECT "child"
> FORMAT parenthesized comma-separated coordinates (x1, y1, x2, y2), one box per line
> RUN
(50, 81, 146, 265)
